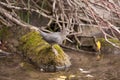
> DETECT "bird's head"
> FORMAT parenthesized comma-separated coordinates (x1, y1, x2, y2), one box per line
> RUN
(60, 28, 70, 36)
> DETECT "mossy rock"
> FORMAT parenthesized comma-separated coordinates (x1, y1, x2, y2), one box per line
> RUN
(20, 31, 71, 71)
(98, 38, 120, 47)
(98, 38, 120, 54)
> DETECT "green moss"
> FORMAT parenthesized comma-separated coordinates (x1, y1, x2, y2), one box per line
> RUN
(98, 38, 120, 47)
(53, 44, 64, 55)
(52, 44, 70, 66)
(20, 31, 69, 67)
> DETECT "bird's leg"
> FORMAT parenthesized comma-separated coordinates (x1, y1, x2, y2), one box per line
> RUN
(63, 39, 66, 45)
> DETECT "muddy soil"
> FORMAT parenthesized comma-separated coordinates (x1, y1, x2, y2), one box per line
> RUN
(0, 49, 120, 80)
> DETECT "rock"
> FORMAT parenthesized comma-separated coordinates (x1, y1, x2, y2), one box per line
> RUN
(98, 38, 120, 54)
(20, 31, 71, 72)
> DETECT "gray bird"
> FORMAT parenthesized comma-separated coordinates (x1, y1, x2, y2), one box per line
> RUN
(38, 28, 70, 45)
(38, 28, 70, 72)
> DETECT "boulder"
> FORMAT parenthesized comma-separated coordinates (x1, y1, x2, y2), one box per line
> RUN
(20, 31, 71, 72)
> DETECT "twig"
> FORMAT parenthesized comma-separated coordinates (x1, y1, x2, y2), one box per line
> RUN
(0, 49, 12, 56)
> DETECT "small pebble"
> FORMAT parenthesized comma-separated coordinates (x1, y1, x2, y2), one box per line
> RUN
(86, 74, 94, 78)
